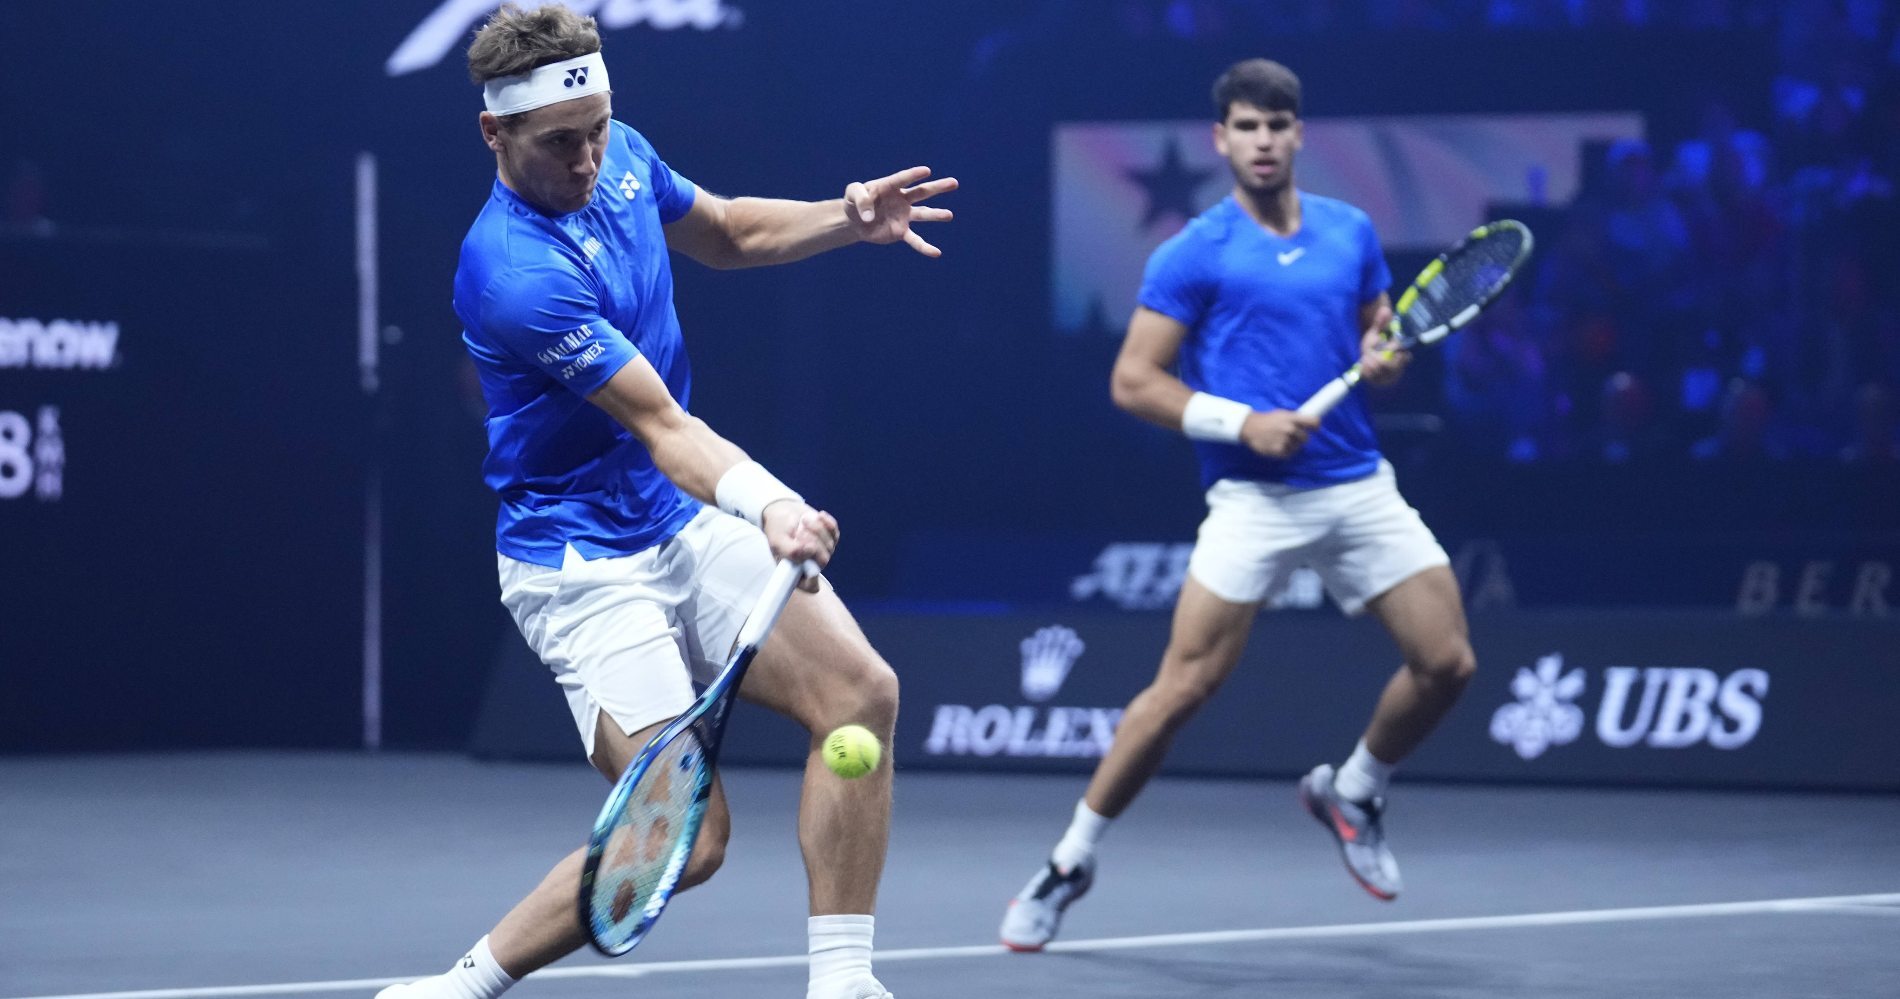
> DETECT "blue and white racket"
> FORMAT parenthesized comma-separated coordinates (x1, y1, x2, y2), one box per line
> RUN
(578, 558, 815, 956)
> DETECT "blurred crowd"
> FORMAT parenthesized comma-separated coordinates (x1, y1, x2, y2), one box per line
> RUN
(968, 0, 1900, 464)
(1006, 0, 1865, 40)
(1436, 0, 1900, 463)
(17, 2, 1896, 466)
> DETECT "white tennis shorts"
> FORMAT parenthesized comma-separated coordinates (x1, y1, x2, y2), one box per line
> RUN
(1186, 461, 1449, 615)
(496, 507, 780, 757)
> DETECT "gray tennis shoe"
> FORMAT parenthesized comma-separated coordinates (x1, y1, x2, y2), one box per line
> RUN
(1299, 763, 1402, 900)
(999, 857, 1095, 951)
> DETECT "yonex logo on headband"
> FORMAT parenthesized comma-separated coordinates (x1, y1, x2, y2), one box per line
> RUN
(483, 52, 610, 116)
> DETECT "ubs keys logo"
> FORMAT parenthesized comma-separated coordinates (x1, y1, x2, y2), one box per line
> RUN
(1489, 653, 1585, 760)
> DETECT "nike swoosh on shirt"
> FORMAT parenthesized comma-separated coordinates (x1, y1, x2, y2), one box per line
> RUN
(1277, 247, 1305, 266)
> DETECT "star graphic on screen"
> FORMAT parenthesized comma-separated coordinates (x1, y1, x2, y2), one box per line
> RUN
(1123, 138, 1217, 231)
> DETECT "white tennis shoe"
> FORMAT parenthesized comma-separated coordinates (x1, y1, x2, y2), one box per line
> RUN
(809, 975, 893, 999)
(1299, 763, 1403, 900)
(999, 857, 1095, 951)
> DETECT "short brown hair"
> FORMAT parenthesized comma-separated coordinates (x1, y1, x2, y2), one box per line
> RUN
(1211, 59, 1301, 120)
(466, 3, 602, 84)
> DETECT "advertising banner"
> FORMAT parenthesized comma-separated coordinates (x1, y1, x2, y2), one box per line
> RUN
(0, 239, 360, 749)
(890, 532, 1900, 617)
(470, 609, 1900, 790)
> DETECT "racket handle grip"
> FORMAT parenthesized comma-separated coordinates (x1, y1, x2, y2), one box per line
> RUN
(734, 559, 818, 651)
(1296, 375, 1355, 419)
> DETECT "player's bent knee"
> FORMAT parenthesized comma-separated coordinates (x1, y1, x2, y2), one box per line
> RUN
(859, 658, 901, 725)
(805, 653, 900, 734)
(1152, 671, 1223, 716)
(1412, 643, 1477, 688)
(1158, 641, 1236, 695)
(863, 659, 900, 716)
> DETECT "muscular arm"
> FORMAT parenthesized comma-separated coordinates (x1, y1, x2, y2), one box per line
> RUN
(1110, 306, 1316, 458)
(585, 354, 837, 575)
(664, 166, 955, 269)
(586, 353, 751, 501)
(664, 192, 856, 270)
(1109, 306, 1199, 430)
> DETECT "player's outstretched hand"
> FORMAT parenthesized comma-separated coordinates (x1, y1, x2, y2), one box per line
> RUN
(1359, 302, 1409, 387)
(843, 166, 958, 257)
(761, 502, 838, 591)
(1241, 409, 1320, 459)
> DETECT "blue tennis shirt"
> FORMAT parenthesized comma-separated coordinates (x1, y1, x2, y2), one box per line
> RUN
(454, 120, 703, 567)
(1138, 192, 1393, 490)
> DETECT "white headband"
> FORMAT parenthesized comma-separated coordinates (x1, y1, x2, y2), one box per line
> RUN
(482, 52, 610, 116)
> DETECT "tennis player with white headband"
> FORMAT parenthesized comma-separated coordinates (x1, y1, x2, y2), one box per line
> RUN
(480, 50, 610, 116)
(374, 6, 956, 999)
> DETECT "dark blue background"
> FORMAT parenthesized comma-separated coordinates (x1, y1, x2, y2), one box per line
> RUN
(3, 2, 1895, 757)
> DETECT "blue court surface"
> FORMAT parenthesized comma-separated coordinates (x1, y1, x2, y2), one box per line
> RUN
(4, 754, 1896, 999)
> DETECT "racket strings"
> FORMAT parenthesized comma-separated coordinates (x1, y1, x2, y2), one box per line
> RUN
(1437, 228, 1528, 306)
(590, 730, 711, 941)
(1401, 226, 1529, 342)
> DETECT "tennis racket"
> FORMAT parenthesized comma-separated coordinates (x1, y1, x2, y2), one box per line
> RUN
(1296, 219, 1534, 419)
(578, 557, 817, 956)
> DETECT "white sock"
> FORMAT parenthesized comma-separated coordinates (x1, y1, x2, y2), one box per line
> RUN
(1332, 739, 1395, 804)
(1050, 798, 1111, 873)
(808, 914, 876, 999)
(387, 935, 514, 999)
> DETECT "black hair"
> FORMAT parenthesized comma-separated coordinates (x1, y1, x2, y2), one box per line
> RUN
(1211, 59, 1301, 121)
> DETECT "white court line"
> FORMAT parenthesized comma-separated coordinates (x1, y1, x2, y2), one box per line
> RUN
(1781, 902, 1900, 917)
(13, 891, 1900, 999)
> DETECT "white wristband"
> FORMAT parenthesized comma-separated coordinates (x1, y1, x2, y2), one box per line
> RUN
(1181, 392, 1251, 443)
(715, 460, 802, 528)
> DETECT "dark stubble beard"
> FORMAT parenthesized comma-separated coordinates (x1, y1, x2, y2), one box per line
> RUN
(1231, 166, 1291, 200)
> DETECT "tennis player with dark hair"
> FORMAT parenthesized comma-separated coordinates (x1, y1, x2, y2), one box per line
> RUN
(376, 6, 955, 999)
(1002, 58, 1475, 949)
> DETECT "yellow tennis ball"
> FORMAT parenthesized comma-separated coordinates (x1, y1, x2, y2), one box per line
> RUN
(822, 724, 882, 779)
